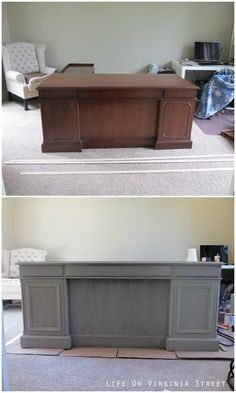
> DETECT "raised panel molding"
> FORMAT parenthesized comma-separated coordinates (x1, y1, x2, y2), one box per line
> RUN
(159, 100, 194, 140)
(175, 282, 215, 334)
(25, 282, 62, 332)
(41, 100, 79, 141)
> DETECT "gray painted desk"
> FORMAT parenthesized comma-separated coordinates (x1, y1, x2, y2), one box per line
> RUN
(19, 261, 221, 351)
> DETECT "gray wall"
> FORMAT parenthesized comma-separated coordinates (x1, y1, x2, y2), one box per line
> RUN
(2, 3, 11, 100)
(3, 2, 234, 72)
(2, 198, 234, 262)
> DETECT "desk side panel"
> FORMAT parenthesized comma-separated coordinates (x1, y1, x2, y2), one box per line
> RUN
(20, 278, 71, 349)
(155, 98, 196, 149)
(40, 99, 82, 152)
(167, 278, 220, 351)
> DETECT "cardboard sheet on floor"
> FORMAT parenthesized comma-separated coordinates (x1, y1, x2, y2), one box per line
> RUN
(60, 347, 118, 358)
(175, 350, 234, 359)
(6, 343, 63, 356)
(117, 348, 177, 359)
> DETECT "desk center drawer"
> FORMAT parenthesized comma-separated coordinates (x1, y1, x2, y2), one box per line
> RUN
(39, 89, 77, 99)
(79, 89, 163, 99)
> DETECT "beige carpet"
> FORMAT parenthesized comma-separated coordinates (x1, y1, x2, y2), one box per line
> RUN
(2, 100, 234, 195)
(7, 354, 232, 391)
(6, 342, 233, 390)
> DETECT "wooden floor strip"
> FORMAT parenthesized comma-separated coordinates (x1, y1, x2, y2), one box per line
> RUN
(117, 348, 177, 359)
(20, 167, 234, 176)
(6, 343, 63, 356)
(60, 347, 118, 358)
(175, 350, 234, 359)
(5, 156, 234, 165)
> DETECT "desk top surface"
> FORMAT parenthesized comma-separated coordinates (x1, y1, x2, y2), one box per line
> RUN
(18, 260, 222, 266)
(19, 261, 222, 280)
(39, 73, 198, 90)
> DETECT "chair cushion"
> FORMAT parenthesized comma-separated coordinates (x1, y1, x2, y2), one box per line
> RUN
(2, 250, 10, 277)
(7, 42, 39, 74)
(24, 72, 46, 84)
(2, 278, 20, 287)
(2, 278, 21, 300)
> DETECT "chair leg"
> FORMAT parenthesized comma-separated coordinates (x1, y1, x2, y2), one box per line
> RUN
(8, 92, 12, 101)
(23, 99, 29, 111)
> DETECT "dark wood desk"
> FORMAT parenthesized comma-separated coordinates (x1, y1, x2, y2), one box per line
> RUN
(38, 74, 198, 152)
(61, 63, 95, 74)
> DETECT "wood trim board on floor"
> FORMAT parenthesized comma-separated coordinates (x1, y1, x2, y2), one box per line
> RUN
(5, 159, 234, 166)
(20, 167, 234, 176)
(5, 154, 234, 166)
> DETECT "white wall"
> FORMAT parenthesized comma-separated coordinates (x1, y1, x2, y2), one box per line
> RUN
(3, 2, 234, 72)
(2, 197, 234, 263)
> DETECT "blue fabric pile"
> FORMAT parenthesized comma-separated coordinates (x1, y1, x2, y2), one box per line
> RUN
(195, 68, 234, 119)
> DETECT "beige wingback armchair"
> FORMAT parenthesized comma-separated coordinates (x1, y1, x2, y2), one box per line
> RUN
(2, 42, 57, 110)
(2, 248, 47, 300)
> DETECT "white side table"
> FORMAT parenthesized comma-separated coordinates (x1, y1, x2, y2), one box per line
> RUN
(172, 61, 234, 79)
